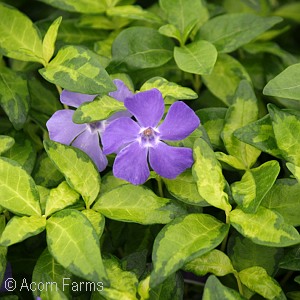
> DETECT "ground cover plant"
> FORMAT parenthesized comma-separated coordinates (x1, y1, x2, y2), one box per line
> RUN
(0, 0, 300, 299)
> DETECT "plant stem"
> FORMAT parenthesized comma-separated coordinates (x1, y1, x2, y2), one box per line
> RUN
(220, 211, 230, 252)
(157, 176, 164, 198)
(234, 272, 244, 296)
(193, 74, 201, 94)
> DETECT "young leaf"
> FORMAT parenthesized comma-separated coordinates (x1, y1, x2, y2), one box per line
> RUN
(150, 213, 229, 287)
(43, 16, 62, 64)
(0, 3, 44, 64)
(140, 77, 198, 103)
(45, 181, 80, 217)
(268, 104, 300, 165)
(262, 179, 300, 227)
(93, 184, 186, 224)
(163, 170, 208, 207)
(0, 215, 46, 246)
(263, 63, 300, 101)
(99, 256, 138, 300)
(183, 249, 235, 277)
(44, 140, 100, 208)
(159, 0, 209, 44)
(193, 138, 232, 213)
(73, 95, 125, 123)
(174, 40, 218, 75)
(0, 136, 14, 154)
(203, 275, 246, 300)
(239, 266, 286, 299)
(221, 80, 261, 169)
(32, 248, 72, 300)
(286, 163, 300, 183)
(39, 45, 116, 94)
(234, 114, 284, 159)
(46, 209, 108, 284)
(107, 27, 174, 73)
(158, 24, 182, 44)
(202, 54, 251, 106)
(0, 157, 41, 216)
(231, 160, 280, 213)
(230, 207, 300, 247)
(39, 0, 107, 13)
(0, 67, 30, 130)
(198, 13, 282, 53)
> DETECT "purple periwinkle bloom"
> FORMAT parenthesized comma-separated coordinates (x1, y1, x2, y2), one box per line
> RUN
(46, 79, 133, 171)
(102, 89, 200, 185)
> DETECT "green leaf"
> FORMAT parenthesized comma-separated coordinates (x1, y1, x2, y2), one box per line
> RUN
(150, 213, 229, 287)
(0, 136, 14, 154)
(108, 27, 174, 73)
(99, 256, 138, 300)
(196, 108, 227, 149)
(228, 234, 283, 275)
(159, 0, 209, 44)
(279, 246, 300, 271)
(262, 179, 300, 227)
(197, 13, 282, 53)
(268, 104, 300, 165)
(0, 215, 46, 246)
(45, 181, 80, 217)
(0, 215, 7, 290)
(202, 54, 251, 105)
(174, 41, 218, 75)
(32, 248, 72, 299)
(33, 153, 64, 188)
(274, 3, 300, 23)
(99, 172, 128, 196)
(107, 5, 163, 24)
(46, 209, 108, 284)
(140, 77, 198, 103)
(93, 185, 186, 224)
(81, 209, 105, 238)
(286, 163, 300, 183)
(183, 249, 235, 277)
(39, 0, 108, 13)
(0, 3, 44, 64)
(193, 138, 232, 213)
(203, 275, 246, 300)
(264, 63, 300, 101)
(39, 45, 115, 94)
(221, 80, 261, 169)
(234, 114, 284, 159)
(0, 67, 30, 130)
(43, 16, 62, 64)
(230, 206, 300, 247)
(163, 170, 208, 206)
(231, 160, 280, 213)
(158, 24, 182, 44)
(73, 95, 125, 123)
(44, 140, 100, 208)
(239, 266, 286, 300)
(215, 152, 246, 170)
(0, 157, 41, 216)
(2, 131, 36, 174)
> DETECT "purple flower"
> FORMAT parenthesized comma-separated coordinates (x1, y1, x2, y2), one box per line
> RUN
(46, 79, 133, 172)
(102, 89, 200, 185)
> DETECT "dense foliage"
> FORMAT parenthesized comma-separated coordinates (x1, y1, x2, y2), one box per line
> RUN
(0, 0, 300, 299)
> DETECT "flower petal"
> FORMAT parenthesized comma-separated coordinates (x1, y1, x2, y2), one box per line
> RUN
(149, 142, 193, 179)
(72, 130, 108, 172)
(60, 90, 96, 108)
(113, 141, 149, 185)
(102, 117, 140, 154)
(124, 89, 164, 128)
(158, 101, 200, 140)
(109, 79, 134, 102)
(46, 110, 86, 145)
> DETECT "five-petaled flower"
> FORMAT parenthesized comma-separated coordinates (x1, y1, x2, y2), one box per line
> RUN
(46, 79, 133, 171)
(102, 89, 200, 185)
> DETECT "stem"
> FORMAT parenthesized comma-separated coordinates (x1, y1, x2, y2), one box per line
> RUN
(157, 176, 164, 198)
(280, 270, 294, 287)
(193, 74, 201, 94)
(220, 211, 230, 252)
(234, 272, 244, 296)
(55, 84, 69, 109)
